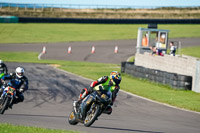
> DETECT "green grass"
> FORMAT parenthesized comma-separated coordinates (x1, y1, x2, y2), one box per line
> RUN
(0, 24, 200, 43)
(181, 46, 200, 58)
(0, 123, 79, 133)
(0, 50, 200, 112)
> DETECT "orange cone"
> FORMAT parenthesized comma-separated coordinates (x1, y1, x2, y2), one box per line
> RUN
(68, 46, 72, 54)
(91, 46, 95, 54)
(114, 46, 118, 54)
(42, 46, 46, 54)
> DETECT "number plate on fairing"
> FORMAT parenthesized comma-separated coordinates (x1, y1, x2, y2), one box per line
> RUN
(5, 86, 16, 95)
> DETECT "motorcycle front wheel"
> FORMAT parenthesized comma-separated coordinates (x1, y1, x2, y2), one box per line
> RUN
(84, 103, 100, 127)
(68, 111, 78, 125)
(0, 96, 10, 114)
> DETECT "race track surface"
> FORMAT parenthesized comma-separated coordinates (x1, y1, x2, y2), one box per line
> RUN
(1, 38, 200, 64)
(0, 62, 200, 133)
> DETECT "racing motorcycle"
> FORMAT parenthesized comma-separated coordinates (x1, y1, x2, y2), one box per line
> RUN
(0, 83, 16, 114)
(68, 85, 112, 127)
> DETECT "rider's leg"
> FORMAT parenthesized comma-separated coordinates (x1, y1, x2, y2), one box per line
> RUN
(12, 92, 24, 104)
(74, 88, 89, 108)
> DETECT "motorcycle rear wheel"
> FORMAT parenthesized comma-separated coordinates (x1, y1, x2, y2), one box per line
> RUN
(0, 96, 10, 114)
(84, 104, 100, 127)
(68, 111, 78, 125)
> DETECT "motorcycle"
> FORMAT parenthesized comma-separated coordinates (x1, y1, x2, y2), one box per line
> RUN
(0, 83, 16, 114)
(68, 85, 112, 127)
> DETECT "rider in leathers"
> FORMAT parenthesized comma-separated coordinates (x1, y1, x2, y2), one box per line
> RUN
(0, 67, 28, 108)
(0, 60, 8, 87)
(0, 60, 8, 75)
(75, 71, 121, 115)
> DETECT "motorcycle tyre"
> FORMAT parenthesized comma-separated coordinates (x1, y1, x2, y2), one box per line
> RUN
(84, 104, 100, 127)
(68, 110, 78, 125)
(0, 96, 10, 114)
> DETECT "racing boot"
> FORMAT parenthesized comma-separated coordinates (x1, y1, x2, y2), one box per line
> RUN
(103, 105, 112, 115)
(73, 99, 82, 113)
(73, 100, 78, 113)
(8, 103, 13, 109)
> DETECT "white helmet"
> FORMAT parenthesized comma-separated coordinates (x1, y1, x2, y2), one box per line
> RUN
(0, 60, 3, 64)
(16, 67, 25, 78)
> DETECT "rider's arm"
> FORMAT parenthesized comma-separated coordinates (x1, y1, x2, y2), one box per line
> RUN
(90, 76, 108, 88)
(79, 76, 108, 100)
(21, 77, 29, 91)
(2, 73, 12, 80)
(88, 76, 108, 92)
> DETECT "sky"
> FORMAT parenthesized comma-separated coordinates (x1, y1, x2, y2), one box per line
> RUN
(0, 0, 200, 7)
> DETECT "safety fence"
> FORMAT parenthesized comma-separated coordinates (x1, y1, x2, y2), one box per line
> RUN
(121, 62, 192, 90)
(17, 17, 200, 24)
(1, 17, 200, 24)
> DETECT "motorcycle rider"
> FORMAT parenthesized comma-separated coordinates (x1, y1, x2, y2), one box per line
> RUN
(74, 71, 121, 115)
(0, 60, 8, 75)
(0, 60, 8, 92)
(0, 67, 28, 108)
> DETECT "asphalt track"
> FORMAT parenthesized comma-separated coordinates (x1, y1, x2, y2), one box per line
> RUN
(0, 39, 200, 133)
(1, 38, 200, 64)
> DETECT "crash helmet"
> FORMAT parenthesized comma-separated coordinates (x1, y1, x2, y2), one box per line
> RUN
(16, 67, 25, 78)
(110, 71, 121, 85)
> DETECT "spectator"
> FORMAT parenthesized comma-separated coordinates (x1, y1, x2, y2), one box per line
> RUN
(150, 46, 164, 56)
(156, 34, 166, 49)
(169, 42, 176, 56)
(142, 34, 148, 47)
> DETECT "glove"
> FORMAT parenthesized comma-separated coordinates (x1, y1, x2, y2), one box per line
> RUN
(19, 88, 24, 92)
(1, 79, 5, 84)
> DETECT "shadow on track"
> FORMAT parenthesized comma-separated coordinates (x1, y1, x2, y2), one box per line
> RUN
(5, 113, 67, 119)
(91, 126, 164, 133)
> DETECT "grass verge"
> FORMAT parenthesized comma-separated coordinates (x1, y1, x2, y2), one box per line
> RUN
(0, 123, 79, 133)
(1, 24, 200, 43)
(181, 46, 200, 58)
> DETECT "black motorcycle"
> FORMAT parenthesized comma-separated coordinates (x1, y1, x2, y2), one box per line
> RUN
(68, 85, 112, 127)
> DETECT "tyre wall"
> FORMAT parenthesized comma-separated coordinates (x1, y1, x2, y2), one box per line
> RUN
(121, 62, 192, 90)
(134, 53, 200, 92)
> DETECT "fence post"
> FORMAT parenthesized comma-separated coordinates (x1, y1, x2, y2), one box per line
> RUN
(194, 60, 200, 92)
(178, 41, 181, 55)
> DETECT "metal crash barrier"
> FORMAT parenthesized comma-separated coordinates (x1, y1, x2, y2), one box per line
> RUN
(0, 16, 18, 23)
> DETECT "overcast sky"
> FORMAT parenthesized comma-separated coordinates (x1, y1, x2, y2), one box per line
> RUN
(1, 0, 200, 7)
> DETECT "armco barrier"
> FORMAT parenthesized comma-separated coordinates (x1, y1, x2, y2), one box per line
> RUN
(121, 62, 192, 90)
(0, 16, 18, 23)
(18, 17, 200, 24)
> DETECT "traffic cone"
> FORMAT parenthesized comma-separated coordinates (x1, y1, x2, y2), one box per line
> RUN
(68, 46, 72, 54)
(42, 46, 46, 54)
(91, 46, 95, 54)
(114, 46, 118, 54)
